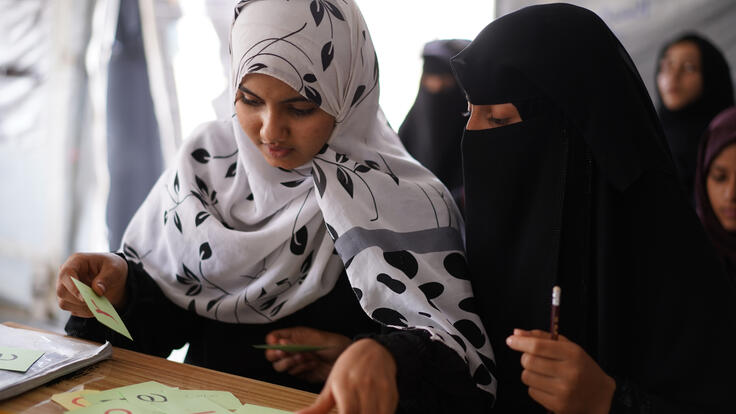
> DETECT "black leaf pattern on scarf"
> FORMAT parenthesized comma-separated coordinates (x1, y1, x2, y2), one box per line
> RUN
(173, 212, 182, 233)
(191, 190, 208, 208)
(195, 176, 209, 196)
(195, 211, 210, 227)
(163, 210, 168, 225)
(246, 193, 254, 201)
(123, 243, 140, 260)
(192, 149, 211, 164)
(177, 264, 202, 296)
(353, 287, 362, 301)
(343, 256, 353, 269)
(355, 164, 371, 173)
(248, 63, 267, 72)
(321, 41, 334, 70)
(199, 242, 212, 260)
(454, 319, 486, 348)
(290, 225, 308, 255)
(207, 294, 226, 312)
(304, 85, 322, 105)
(187, 299, 196, 313)
(318, 144, 328, 154)
(458, 297, 478, 314)
(270, 301, 286, 316)
(309, 0, 324, 25)
(300, 250, 314, 273)
(313, 162, 327, 197)
(210, 191, 218, 204)
(325, 222, 338, 241)
(335, 152, 348, 163)
(281, 179, 306, 188)
(173, 173, 180, 193)
(304, 73, 317, 83)
(364, 160, 380, 170)
(383, 250, 418, 278)
(336, 168, 354, 197)
(226, 162, 237, 178)
(350, 85, 366, 107)
(444, 252, 470, 280)
(323, 0, 344, 20)
(259, 296, 277, 311)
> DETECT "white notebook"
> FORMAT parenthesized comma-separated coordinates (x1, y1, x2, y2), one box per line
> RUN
(0, 325, 112, 400)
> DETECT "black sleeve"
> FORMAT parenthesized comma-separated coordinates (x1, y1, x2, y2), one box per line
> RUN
(65, 256, 195, 358)
(365, 329, 494, 414)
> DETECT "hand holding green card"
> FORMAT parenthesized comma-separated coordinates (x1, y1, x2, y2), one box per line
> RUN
(71, 278, 133, 341)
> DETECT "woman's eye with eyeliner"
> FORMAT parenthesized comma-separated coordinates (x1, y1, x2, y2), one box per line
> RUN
(289, 106, 316, 116)
(240, 95, 260, 106)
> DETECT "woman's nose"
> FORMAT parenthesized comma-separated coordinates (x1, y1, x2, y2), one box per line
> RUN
(261, 109, 287, 143)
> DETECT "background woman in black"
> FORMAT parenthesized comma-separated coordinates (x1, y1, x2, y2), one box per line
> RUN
(452, 4, 736, 413)
(656, 32, 734, 203)
(398, 39, 470, 209)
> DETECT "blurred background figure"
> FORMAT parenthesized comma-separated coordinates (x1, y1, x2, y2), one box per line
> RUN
(105, 0, 164, 250)
(656, 32, 734, 203)
(398, 39, 470, 210)
(695, 106, 736, 281)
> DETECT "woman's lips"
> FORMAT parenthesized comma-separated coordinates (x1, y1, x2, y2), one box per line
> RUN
(719, 207, 736, 220)
(264, 143, 293, 158)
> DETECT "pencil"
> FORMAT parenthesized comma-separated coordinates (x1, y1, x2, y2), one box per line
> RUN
(549, 286, 561, 341)
(547, 286, 561, 414)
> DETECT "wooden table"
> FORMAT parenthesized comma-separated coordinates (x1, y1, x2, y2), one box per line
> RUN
(0, 322, 320, 413)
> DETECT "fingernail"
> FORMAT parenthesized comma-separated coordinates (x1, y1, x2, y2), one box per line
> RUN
(96, 282, 106, 294)
(506, 336, 514, 346)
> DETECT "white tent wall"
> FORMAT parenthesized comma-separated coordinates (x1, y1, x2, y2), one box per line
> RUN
(0, 0, 105, 330)
(495, 0, 736, 105)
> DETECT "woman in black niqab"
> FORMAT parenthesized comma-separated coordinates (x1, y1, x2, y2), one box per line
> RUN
(398, 39, 470, 209)
(656, 33, 734, 203)
(451, 4, 736, 413)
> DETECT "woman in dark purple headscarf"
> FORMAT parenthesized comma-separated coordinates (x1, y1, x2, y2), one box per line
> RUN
(695, 106, 736, 280)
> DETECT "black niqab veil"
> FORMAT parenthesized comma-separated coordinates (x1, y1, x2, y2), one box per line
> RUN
(398, 39, 470, 207)
(452, 4, 736, 413)
(656, 33, 735, 203)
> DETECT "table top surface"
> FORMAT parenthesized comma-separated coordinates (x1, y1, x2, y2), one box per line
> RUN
(0, 322, 320, 413)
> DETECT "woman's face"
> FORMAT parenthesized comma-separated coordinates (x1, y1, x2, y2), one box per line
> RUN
(657, 41, 704, 111)
(236, 73, 336, 170)
(707, 143, 736, 231)
(466, 103, 522, 130)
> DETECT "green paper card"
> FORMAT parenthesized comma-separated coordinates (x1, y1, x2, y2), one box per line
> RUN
(172, 390, 242, 410)
(118, 381, 180, 410)
(72, 278, 133, 340)
(71, 399, 158, 414)
(252, 344, 327, 352)
(235, 404, 291, 414)
(85, 381, 175, 406)
(168, 396, 232, 413)
(0, 346, 44, 372)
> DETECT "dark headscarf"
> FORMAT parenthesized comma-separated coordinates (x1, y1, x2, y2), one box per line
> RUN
(695, 106, 736, 279)
(398, 39, 470, 208)
(656, 33, 735, 202)
(452, 4, 736, 413)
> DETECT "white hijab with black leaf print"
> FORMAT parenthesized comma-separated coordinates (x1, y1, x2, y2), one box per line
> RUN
(121, 0, 496, 396)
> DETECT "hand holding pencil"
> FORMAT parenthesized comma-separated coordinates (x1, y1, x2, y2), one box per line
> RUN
(506, 286, 616, 414)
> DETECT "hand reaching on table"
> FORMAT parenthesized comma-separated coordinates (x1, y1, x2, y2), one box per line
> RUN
(264, 327, 352, 383)
(56, 252, 129, 317)
(506, 329, 616, 414)
(296, 338, 398, 414)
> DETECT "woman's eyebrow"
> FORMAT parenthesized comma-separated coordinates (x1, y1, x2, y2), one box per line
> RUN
(238, 85, 309, 104)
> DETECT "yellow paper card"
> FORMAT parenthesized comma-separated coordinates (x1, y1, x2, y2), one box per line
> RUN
(235, 404, 291, 414)
(0, 346, 44, 372)
(172, 390, 242, 410)
(71, 278, 133, 340)
(70, 399, 159, 414)
(51, 389, 100, 410)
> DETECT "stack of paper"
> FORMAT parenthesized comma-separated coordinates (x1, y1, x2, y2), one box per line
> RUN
(52, 381, 291, 413)
(0, 325, 112, 400)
